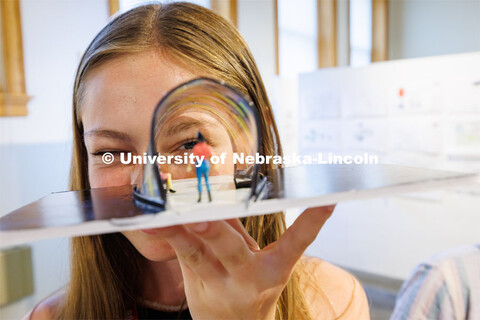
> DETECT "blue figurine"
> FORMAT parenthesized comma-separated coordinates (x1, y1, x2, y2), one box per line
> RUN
(192, 132, 213, 202)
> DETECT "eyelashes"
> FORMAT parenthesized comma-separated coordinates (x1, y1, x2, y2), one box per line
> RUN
(90, 150, 123, 156)
(174, 136, 215, 152)
(178, 138, 198, 150)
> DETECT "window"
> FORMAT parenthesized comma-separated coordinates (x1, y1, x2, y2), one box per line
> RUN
(277, 0, 317, 77)
(0, 0, 30, 116)
(349, 0, 372, 67)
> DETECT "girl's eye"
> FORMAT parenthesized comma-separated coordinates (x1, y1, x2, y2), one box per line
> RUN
(179, 139, 198, 150)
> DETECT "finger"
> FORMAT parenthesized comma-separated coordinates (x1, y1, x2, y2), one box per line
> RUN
(271, 205, 335, 270)
(163, 225, 227, 282)
(224, 219, 260, 251)
(185, 220, 254, 273)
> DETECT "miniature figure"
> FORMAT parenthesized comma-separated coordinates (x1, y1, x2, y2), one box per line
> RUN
(192, 131, 213, 202)
(160, 171, 176, 193)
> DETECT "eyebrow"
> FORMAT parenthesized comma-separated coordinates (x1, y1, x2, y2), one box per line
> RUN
(162, 118, 217, 137)
(84, 129, 133, 142)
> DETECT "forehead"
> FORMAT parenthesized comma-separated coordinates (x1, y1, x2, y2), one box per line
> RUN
(80, 51, 199, 141)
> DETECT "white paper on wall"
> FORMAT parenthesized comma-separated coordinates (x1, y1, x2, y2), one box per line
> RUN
(299, 120, 341, 151)
(388, 118, 443, 155)
(387, 83, 443, 115)
(341, 89, 387, 117)
(446, 80, 480, 114)
(445, 120, 480, 157)
(341, 119, 387, 153)
(299, 86, 340, 119)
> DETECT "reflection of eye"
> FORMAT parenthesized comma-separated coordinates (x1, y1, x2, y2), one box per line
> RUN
(178, 139, 198, 150)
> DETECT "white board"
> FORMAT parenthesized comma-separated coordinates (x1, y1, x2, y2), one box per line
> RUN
(1, 164, 478, 248)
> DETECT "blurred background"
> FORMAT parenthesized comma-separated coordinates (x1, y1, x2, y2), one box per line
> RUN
(0, 0, 479, 319)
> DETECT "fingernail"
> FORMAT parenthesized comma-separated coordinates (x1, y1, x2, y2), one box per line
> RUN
(190, 222, 209, 232)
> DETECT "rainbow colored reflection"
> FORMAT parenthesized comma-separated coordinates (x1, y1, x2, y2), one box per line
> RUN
(134, 78, 261, 209)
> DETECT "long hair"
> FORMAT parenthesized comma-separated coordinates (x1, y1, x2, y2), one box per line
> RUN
(64, 2, 311, 319)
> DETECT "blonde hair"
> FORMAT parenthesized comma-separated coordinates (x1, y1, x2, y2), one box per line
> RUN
(65, 2, 311, 319)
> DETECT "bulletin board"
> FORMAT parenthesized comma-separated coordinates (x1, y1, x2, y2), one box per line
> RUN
(298, 52, 480, 196)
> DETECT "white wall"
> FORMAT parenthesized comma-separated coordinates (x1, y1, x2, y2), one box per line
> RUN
(237, 0, 276, 98)
(0, 0, 109, 145)
(307, 193, 480, 279)
(0, 1, 108, 318)
(389, 0, 480, 60)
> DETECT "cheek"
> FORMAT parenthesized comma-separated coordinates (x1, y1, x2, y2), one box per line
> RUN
(163, 164, 196, 180)
(88, 162, 142, 188)
(211, 145, 235, 176)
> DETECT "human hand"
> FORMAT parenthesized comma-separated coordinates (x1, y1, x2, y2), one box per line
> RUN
(162, 205, 335, 320)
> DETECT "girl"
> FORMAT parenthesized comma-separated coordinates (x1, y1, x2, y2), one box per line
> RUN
(28, 2, 369, 319)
